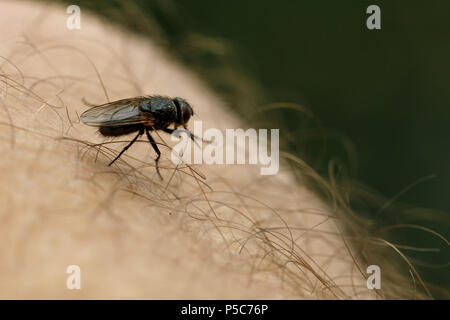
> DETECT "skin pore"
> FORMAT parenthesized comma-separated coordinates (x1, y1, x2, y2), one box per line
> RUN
(0, 0, 421, 299)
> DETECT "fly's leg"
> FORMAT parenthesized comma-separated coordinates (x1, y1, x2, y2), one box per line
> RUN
(183, 125, 213, 144)
(108, 129, 143, 166)
(146, 128, 162, 180)
(163, 127, 212, 146)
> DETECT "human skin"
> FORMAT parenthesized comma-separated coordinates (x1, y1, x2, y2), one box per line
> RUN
(0, 0, 378, 299)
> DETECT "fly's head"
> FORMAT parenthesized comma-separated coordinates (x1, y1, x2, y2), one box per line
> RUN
(173, 97, 194, 126)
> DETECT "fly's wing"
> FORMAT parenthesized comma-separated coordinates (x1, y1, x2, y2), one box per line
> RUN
(80, 98, 154, 127)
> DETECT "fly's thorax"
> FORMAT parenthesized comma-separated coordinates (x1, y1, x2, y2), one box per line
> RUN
(139, 96, 173, 112)
(140, 96, 178, 128)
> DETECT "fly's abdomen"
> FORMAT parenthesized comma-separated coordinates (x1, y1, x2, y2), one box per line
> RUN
(99, 124, 142, 137)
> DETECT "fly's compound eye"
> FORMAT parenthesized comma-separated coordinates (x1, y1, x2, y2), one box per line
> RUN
(174, 97, 193, 125)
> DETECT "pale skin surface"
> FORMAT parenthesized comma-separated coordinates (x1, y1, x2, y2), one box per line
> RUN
(0, 0, 378, 299)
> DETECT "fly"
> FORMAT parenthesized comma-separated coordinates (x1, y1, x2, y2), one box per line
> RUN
(80, 95, 199, 179)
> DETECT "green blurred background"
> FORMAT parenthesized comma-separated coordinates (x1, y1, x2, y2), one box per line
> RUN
(176, 0, 450, 214)
(49, 0, 449, 297)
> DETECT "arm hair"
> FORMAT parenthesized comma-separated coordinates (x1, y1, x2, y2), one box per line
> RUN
(0, 0, 389, 299)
